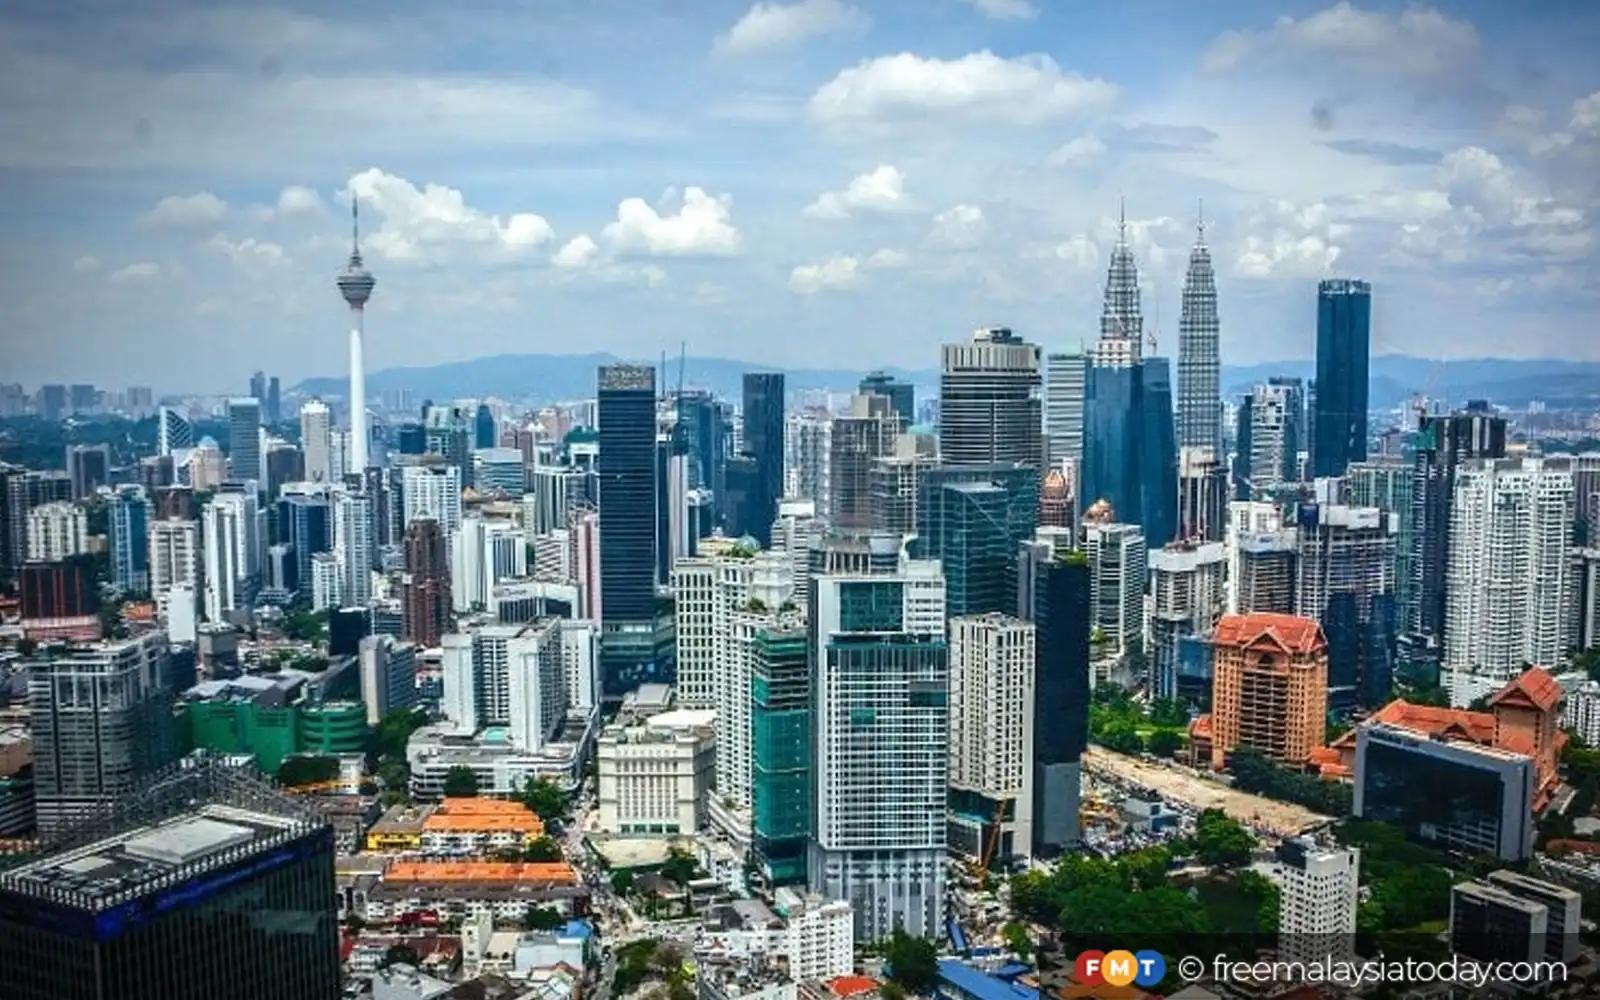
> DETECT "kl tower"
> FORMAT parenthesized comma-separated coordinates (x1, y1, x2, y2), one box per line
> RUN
(336, 197, 376, 471)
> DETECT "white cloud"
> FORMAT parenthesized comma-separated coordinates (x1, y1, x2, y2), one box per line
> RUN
(809, 50, 1116, 126)
(207, 234, 289, 267)
(1035, 236, 1099, 270)
(928, 204, 987, 248)
(109, 262, 161, 284)
(715, 0, 869, 56)
(275, 185, 325, 216)
(789, 255, 861, 294)
(552, 234, 599, 269)
(144, 192, 227, 229)
(1046, 134, 1106, 166)
(1570, 91, 1600, 134)
(603, 187, 741, 257)
(1203, 2, 1478, 79)
(344, 168, 554, 262)
(804, 165, 912, 219)
(72, 256, 100, 272)
(866, 248, 909, 268)
(1234, 200, 1344, 279)
(958, 0, 1038, 21)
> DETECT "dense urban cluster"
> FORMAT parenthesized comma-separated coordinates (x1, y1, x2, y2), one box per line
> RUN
(3, 210, 1600, 1000)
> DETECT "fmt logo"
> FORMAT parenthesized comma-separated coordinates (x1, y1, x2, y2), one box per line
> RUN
(1073, 949, 1167, 988)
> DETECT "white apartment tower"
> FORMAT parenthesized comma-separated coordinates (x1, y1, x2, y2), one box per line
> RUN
(1084, 521, 1147, 658)
(300, 399, 333, 484)
(1277, 838, 1360, 966)
(26, 501, 89, 562)
(947, 613, 1036, 863)
(1444, 459, 1575, 706)
(333, 490, 373, 608)
(1044, 351, 1088, 470)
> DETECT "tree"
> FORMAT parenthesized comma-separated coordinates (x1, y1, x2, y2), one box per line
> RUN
(374, 709, 424, 761)
(520, 776, 571, 822)
(277, 754, 340, 787)
(661, 847, 698, 886)
(1149, 697, 1189, 728)
(1001, 921, 1033, 959)
(525, 905, 564, 930)
(1237, 870, 1281, 933)
(443, 766, 479, 798)
(611, 870, 636, 895)
(883, 930, 938, 992)
(1192, 809, 1255, 867)
(284, 608, 329, 641)
(880, 983, 907, 1000)
(523, 836, 563, 862)
(381, 944, 420, 969)
(1147, 729, 1184, 759)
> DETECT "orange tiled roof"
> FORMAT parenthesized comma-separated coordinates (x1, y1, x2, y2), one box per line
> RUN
(1336, 700, 1498, 749)
(384, 861, 577, 885)
(422, 813, 543, 834)
(1490, 665, 1563, 713)
(1188, 713, 1213, 739)
(829, 977, 879, 998)
(436, 797, 533, 814)
(1213, 612, 1326, 655)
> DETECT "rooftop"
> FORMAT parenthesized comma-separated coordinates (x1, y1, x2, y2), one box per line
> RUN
(1213, 612, 1325, 655)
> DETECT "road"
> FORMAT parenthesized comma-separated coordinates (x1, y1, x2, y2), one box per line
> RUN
(1083, 746, 1331, 836)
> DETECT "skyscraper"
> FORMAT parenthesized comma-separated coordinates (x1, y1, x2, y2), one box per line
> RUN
(1207, 613, 1328, 770)
(1295, 501, 1397, 710)
(741, 372, 785, 546)
(65, 443, 111, 499)
(1084, 519, 1147, 660)
(938, 327, 1042, 467)
(917, 464, 1039, 618)
(1028, 546, 1090, 856)
(1149, 541, 1226, 701)
(0, 757, 340, 1000)
(808, 559, 948, 942)
(858, 370, 913, 425)
(784, 410, 831, 515)
(226, 397, 262, 485)
(336, 199, 376, 472)
(1312, 279, 1372, 478)
(400, 464, 462, 533)
(947, 613, 1036, 864)
(752, 625, 810, 885)
(108, 484, 151, 593)
(598, 365, 669, 696)
(1410, 406, 1507, 646)
(474, 402, 496, 449)
(1238, 378, 1305, 495)
(156, 405, 193, 457)
(201, 492, 260, 622)
(1444, 459, 1574, 705)
(27, 632, 178, 834)
(1044, 351, 1087, 470)
(403, 518, 451, 648)
(333, 489, 373, 608)
(829, 393, 901, 531)
(5, 469, 73, 577)
(299, 399, 333, 483)
(1177, 211, 1221, 456)
(1139, 357, 1179, 546)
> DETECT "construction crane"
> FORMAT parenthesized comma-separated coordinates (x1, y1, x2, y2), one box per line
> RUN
(973, 800, 1008, 881)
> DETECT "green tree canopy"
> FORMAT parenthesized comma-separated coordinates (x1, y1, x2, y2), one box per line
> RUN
(442, 766, 479, 798)
(277, 754, 340, 787)
(883, 930, 938, 992)
(519, 776, 571, 822)
(1192, 808, 1255, 867)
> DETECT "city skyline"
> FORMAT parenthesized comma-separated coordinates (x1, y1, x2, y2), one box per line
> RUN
(2, 1, 1597, 389)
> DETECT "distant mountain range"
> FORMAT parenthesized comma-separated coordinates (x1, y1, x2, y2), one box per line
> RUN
(295, 352, 1600, 411)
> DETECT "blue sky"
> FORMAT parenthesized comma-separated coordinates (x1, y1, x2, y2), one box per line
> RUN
(1, 0, 1597, 392)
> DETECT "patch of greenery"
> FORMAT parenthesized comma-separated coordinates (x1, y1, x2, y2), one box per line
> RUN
(1229, 746, 1352, 815)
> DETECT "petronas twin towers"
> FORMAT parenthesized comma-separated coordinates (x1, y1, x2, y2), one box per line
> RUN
(1080, 204, 1220, 547)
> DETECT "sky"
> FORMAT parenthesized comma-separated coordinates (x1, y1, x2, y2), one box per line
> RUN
(1, 0, 1597, 393)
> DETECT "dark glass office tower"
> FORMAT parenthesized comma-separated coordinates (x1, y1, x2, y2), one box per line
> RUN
(1082, 363, 1140, 518)
(226, 397, 262, 484)
(741, 372, 785, 546)
(1139, 358, 1179, 546)
(474, 402, 496, 449)
(916, 464, 1039, 617)
(751, 626, 810, 886)
(1031, 549, 1090, 857)
(0, 756, 340, 1000)
(276, 493, 332, 596)
(938, 328, 1043, 467)
(859, 370, 914, 426)
(598, 365, 671, 695)
(1312, 279, 1372, 478)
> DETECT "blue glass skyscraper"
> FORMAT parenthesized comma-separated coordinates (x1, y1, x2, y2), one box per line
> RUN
(1312, 279, 1372, 478)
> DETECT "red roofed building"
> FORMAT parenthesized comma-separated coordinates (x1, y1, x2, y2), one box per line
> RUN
(1208, 613, 1328, 770)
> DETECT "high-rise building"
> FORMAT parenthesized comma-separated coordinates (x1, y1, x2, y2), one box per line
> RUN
(1044, 351, 1088, 470)
(917, 464, 1039, 618)
(263, 441, 304, 499)
(27, 633, 178, 834)
(37, 384, 67, 421)
(1177, 213, 1221, 456)
(336, 199, 377, 472)
(1226, 501, 1297, 615)
(400, 464, 462, 534)
(1409, 405, 1507, 645)
(226, 397, 262, 484)
(26, 500, 89, 562)
(1295, 502, 1397, 710)
(784, 410, 831, 517)
(190, 441, 229, 491)
(938, 327, 1042, 467)
(1027, 545, 1090, 856)
(1149, 541, 1226, 701)
(1311, 279, 1372, 478)
(1138, 357, 1179, 546)
(859, 371, 913, 426)
(1096, 204, 1143, 368)
(867, 432, 941, 538)
(1276, 838, 1359, 967)
(65, 443, 111, 499)
(808, 560, 948, 942)
(333, 489, 373, 608)
(1444, 459, 1574, 705)
(1482, 869, 1582, 964)
(451, 515, 527, 613)
(506, 618, 567, 753)
(148, 517, 200, 617)
(598, 365, 670, 696)
(5, 469, 73, 575)
(359, 634, 419, 726)
(1039, 467, 1073, 531)
(1238, 378, 1305, 495)
(741, 373, 785, 547)
(474, 402, 496, 449)
(829, 393, 900, 531)
(157, 405, 194, 457)
(752, 625, 810, 885)
(108, 484, 151, 593)
(472, 447, 527, 496)
(1348, 455, 1417, 638)
(1207, 613, 1328, 770)
(1084, 519, 1147, 659)
(201, 492, 261, 622)
(947, 613, 1035, 864)
(299, 399, 333, 483)
(275, 489, 332, 595)
(402, 518, 451, 648)
(0, 757, 340, 1000)
(266, 375, 281, 423)
(1450, 881, 1551, 967)
(1178, 446, 1227, 542)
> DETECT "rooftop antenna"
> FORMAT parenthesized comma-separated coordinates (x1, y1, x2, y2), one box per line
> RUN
(1197, 197, 1206, 242)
